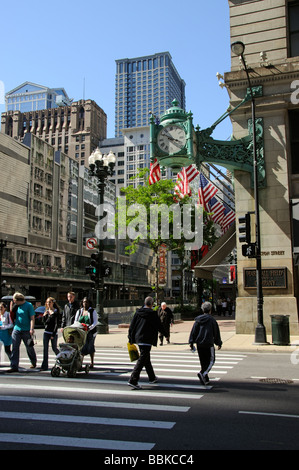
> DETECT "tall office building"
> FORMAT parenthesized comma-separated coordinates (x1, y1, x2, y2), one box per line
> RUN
(115, 51, 186, 137)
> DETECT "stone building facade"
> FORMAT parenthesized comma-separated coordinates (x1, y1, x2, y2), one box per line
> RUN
(225, 0, 299, 334)
(1, 98, 107, 167)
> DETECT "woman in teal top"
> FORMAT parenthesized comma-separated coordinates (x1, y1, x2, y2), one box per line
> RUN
(74, 297, 97, 368)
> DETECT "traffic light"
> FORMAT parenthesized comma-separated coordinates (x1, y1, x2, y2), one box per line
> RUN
(238, 212, 251, 244)
(239, 212, 256, 258)
(85, 252, 99, 284)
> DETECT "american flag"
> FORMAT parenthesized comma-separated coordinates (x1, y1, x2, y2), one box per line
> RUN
(185, 164, 199, 183)
(174, 165, 199, 200)
(220, 203, 235, 232)
(149, 158, 161, 185)
(198, 173, 218, 210)
(207, 196, 225, 225)
(174, 167, 191, 199)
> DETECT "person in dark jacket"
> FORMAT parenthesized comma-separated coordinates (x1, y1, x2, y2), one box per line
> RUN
(41, 297, 60, 371)
(127, 296, 166, 389)
(61, 291, 80, 331)
(158, 302, 174, 345)
(189, 301, 222, 385)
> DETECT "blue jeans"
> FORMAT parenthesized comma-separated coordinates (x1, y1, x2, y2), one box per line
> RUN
(41, 332, 59, 369)
(10, 329, 37, 369)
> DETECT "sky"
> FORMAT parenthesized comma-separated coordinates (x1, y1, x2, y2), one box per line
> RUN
(0, 0, 232, 141)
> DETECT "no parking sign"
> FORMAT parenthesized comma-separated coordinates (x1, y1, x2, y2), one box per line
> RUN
(86, 238, 97, 250)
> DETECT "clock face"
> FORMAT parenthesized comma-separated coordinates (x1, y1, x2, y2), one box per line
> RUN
(157, 125, 186, 154)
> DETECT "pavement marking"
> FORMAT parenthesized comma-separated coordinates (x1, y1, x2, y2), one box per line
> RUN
(0, 433, 155, 450)
(0, 373, 211, 391)
(5, 362, 229, 374)
(0, 395, 190, 412)
(0, 410, 176, 429)
(239, 411, 299, 420)
(0, 383, 204, 400)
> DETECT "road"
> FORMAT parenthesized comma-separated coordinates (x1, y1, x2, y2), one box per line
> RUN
(0, 334, 298, 453)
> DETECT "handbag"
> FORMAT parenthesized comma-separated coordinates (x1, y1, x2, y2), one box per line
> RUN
(27, 334, 36, 347)
(127, 342, 139, 362)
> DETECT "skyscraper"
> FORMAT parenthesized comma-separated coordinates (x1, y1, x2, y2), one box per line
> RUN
(115, 51, 185, 137)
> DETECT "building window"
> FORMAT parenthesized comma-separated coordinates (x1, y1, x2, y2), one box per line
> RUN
(289, 1, 299, 57)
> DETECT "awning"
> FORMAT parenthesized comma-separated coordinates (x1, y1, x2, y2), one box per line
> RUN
(194, 223, 236, 280)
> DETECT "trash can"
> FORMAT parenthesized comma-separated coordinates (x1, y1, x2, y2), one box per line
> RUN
(271, 315, 290, 345)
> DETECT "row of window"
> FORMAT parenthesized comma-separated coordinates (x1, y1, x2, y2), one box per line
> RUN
(117, 55, 171, 74)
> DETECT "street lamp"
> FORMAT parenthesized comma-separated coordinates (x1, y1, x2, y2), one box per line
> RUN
(231, 41, 267, 344)
(88, 148, 116, 334)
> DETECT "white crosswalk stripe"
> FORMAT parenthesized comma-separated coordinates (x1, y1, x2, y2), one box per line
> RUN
(0, 348, 245, 449)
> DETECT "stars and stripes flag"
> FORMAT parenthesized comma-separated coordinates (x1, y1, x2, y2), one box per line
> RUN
(174, 167, 191, 199)
(207, 196, 225, 225)
(185, 164, 199, 183)
(174, 165, 199, 200)
(220, 203, 235, 232)
(198, 173, 218, 210)
(149, 158, 161, 185)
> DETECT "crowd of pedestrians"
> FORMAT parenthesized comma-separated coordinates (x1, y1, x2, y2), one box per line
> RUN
(0, 293, 222, 389)
(0, 291, 98, 373)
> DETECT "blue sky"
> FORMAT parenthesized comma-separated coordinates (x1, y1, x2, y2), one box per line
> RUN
(0, 0, 232, 140)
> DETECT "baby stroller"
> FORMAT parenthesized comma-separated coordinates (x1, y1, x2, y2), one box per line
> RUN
(51, 323, 90, 378)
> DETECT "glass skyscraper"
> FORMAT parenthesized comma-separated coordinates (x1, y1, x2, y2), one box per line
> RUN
(115, 51, 185, 137)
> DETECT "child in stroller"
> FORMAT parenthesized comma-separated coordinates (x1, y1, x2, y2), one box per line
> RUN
(51, 323, 90, 378)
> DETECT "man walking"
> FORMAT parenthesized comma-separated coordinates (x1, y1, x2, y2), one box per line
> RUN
(61, 291, 80, 331)
(7, 292, 37, 372)
(189, 301, 222, 385)
(158, 302, 174, 345)
(128, 296, 166, 390)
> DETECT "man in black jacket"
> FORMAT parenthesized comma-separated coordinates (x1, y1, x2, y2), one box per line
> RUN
(189, 301, 222, 385)
(128, 296, 165, 389)
(61, 292, 80, 331)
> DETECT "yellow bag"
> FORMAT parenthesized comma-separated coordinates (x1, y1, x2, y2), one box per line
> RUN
(127, 342, 139, 362)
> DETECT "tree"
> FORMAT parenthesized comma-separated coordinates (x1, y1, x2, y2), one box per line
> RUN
(117, 168, 217, 306)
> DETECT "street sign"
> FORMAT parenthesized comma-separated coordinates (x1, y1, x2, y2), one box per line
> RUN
(86, 238, 97, 250)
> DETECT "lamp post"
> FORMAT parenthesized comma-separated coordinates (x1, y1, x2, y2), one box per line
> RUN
(231, 41, 267, 344)
(88, 148, 116, 334)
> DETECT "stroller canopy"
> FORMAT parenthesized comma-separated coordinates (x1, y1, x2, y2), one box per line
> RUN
(62, 326, 87, 350)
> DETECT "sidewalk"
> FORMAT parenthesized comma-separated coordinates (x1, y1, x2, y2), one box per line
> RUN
(95, 318, 299, 353)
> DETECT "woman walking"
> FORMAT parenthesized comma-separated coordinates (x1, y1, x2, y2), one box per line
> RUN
(74, 297, 97, 368)
(40, 297, 60, 371)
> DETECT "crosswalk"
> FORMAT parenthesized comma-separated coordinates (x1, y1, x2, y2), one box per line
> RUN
(0, 348, 246, 450)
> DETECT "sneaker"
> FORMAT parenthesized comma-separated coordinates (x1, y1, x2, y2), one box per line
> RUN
(197, 372, 206, 385)
(149, 377, 158, 384)
(127, 381, 142, 390)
